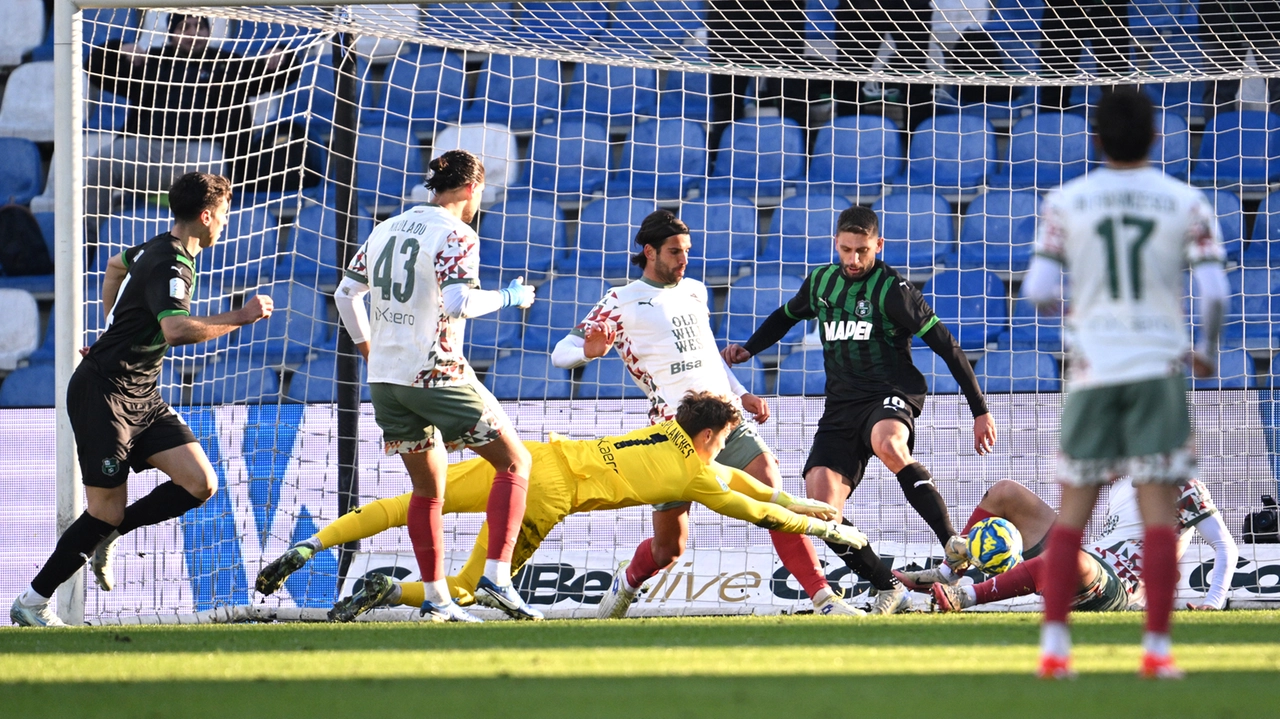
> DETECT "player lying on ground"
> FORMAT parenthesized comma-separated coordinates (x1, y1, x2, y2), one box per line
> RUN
(895, 477, 1238, 613)
(257, 392, 868, 621)
(552, 209, 861, 617)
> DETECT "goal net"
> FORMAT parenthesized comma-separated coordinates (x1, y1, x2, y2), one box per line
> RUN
(22, 0, 1280, 623)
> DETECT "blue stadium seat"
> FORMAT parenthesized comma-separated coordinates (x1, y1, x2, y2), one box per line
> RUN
(565, 63, 659, 126)
(462, 54, 561, 132)
(719, 273, 806, 360)
(1193, 347, 1256, 390)
(1222, 267, 1280, 351)
(465, 305, 526, 363)
(422, 2, 515, 36)
(565, 197, 659, 281)
(975, 349, 1061, 392)
(657, 70, 712, 123)
(911, 346, 961, 393)
(907, 113, 996, 194)
(205, 205, 278, 288)
(1205, 189, 1244, 264)
(355, 122, 423, 208)
(516, 2, 611, 44)
(805, 0, 838, 44)
(704, 116, 806, 201)
(478, 192, 565, 282)
(776, 349, 825, 396)
(87, 87, 128, 133)
(27, 309, 54, 363)
(873, 190, 957, 272)
(731, 356, 768, 395)
(609, 0, 705, 46)
(0, 138, 42, 205)
(282, 200, 375, 286)
(982, 0, 1044, 72)
(998, 296, 1062, 352)
(523, 116, 611, 196)
(1152, 111, 1191, 180)
(1245, 190, 1280, 266)
(958, 189, 1040, 272)
(235, 280, 331, 365)
(578, 353, 646, 399)
(372, 46, 468, 131)
(760, 192, 851, 276)
(190, 357, 281, 405)
(274, 53, 356, 136)
(1144, 81, 1208, 123)
(0, 362, 54, 407)
(1004, 112, 1094, 190)
(808, 114, 905, 201)
(681, 195, 759, 280)
(284, 352, 371, 403)
(607, 118, 707, 200)
(227, 20, 318, 56)
(922, 269, 1008, 351)
(93, 206, 170, 274)
(485, 351, 572, 399)
(83, 9, 138, 49)
(1191, 110, 1280, 189)
(521, 276, 612, 352)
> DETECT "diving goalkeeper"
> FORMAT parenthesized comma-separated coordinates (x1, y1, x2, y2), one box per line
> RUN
(256, 391, 867, 621)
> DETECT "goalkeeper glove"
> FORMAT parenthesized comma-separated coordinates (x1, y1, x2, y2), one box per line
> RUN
(806, 519, 868, 549)
(771, 490, 838, 521)
(500, 277, 537, 309)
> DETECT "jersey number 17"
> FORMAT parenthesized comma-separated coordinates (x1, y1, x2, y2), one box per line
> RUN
(1096, 214, 1156, 301)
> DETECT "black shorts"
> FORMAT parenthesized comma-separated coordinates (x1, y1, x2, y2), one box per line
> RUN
(802, 395, 916, 489)
(68, 366, 197, 489)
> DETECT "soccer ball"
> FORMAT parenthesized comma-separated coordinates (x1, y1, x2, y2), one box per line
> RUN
(967, 517, 1023, 575)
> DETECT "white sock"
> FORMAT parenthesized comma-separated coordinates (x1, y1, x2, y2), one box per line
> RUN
(812, 586, 834, 605)
(1142, 631, 1172, 658)
(961, 586, 977, 604)
(422, 579, 450, 606)
(938, 564, 954, 581)
(484, 559, 512, 586)
(18, 587, 49, 606)
(1040, 621, 1072, 657)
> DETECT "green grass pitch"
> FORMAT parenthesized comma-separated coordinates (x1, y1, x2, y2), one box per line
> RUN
(1, 611, 1277, 718)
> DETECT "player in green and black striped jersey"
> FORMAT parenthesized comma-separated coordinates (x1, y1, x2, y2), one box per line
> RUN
(723, 205, 998, 614)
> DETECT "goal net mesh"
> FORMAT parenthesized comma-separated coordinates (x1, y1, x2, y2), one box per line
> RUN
(43, 1, 1280, 621)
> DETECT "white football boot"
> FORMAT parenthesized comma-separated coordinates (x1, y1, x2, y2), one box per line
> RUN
(597, 560, 640, 620)
(90, 531, 120, 592)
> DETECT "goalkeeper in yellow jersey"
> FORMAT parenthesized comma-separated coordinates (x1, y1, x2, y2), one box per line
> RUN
(256, 392, 868, 621)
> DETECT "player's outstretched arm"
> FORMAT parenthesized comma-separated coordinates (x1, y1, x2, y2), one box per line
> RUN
(1188, 510, 1239, 610)
(160, 294, 273, 346)
(552, 321, 616, 368)
(442, 276, 536, 319)
(689, 471, 862, 545)
(718, 465, 837, 520)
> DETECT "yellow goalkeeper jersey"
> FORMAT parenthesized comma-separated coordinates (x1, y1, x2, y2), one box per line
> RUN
(550, 420, 810, 534)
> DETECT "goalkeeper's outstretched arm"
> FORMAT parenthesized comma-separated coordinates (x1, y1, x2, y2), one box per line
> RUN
(689, 468, 865, 547)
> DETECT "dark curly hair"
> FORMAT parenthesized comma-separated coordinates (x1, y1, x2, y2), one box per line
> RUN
(168, 172, 232, 222)
(425, 149, 486, 193)
(674, 391, 742, 438)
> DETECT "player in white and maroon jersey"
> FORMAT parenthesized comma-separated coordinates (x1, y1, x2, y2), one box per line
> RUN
(332, 149, 541, 623)
(923, 477, 1238, 615)
(551, 210, 863, 617)
(1022, 90, 1230, 678)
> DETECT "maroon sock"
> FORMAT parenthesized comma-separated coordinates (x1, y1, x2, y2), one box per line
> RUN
(485, 471, 528, 562)
(406, 496, 444, 582)
(1042, 525, 1084, 624)
(770, 530, 828, 598)
(965, 507, 997, 534)
(625, 538, 673, 588)
(974, 555, 1045, 604)
(1143, 525, 1178, 635)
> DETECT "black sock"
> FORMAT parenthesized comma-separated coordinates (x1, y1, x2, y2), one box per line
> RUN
(31, 513, 117, 598)
(116, 481, 205, 536)
(896, 462, 956, 545)
(824, 519, 899, 591)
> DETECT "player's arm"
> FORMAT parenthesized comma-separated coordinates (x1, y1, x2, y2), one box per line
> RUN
(1186, 196, 1229, 377)
(143, 257, 271, 346)
(718, 464, 837, 520)
(438, 230, 535, 319)
(1023, 193, 1067, 312)
(552, 291, 621, 368)
(723, 274, 815, 364)
(686, 469, 864, 546)
(100, 252, 129, 318)
(1188, 511, 1238, 610)
(887, 277, 995, 453)
(334, 274, 373, 361)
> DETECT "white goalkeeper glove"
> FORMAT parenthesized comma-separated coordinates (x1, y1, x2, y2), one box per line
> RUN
(806, 519, 868, 549)
(771, 490, 838, 521)
(500, 276, 537, 309)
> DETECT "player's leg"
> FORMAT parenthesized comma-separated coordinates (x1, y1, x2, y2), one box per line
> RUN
(599, 503, 688, 620)
(934, 546, 1101, 612)
(868, 410, 961, 554)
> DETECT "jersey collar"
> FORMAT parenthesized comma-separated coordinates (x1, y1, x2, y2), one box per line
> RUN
(640, 276, 678, 289)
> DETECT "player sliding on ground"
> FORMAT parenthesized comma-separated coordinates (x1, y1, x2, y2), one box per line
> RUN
(256, 392, 870, 621)
(896, 477, 1239, 614)
(723, 205, 997, 615)
(551, 210, 862, 618)
(332, 149, 541, 623)
(1022, 90, 1229, 679)
(12, 173, 274, 627)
